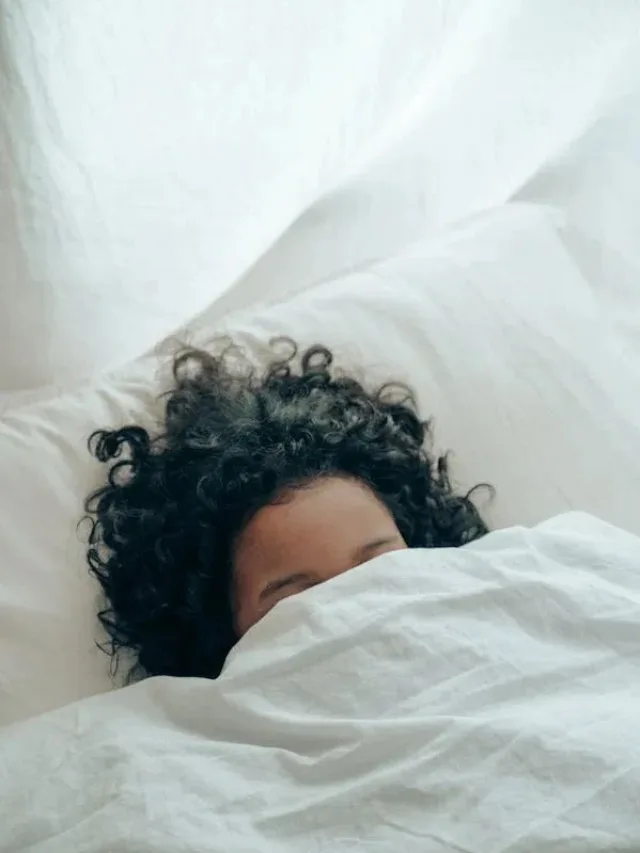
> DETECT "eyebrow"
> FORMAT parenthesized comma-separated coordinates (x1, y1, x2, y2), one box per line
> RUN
(258, 536, 401, 603)
(353, 536, 400, 562)
(259, 572, 318, 603)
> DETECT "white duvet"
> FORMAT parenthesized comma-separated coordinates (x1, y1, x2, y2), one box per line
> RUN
(2, 512, 640, 852)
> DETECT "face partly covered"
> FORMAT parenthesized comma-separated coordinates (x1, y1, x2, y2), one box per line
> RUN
(232, 476, 407, 636)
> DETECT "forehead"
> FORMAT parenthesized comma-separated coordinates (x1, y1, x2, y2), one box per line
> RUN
(235, 477, 396, 560)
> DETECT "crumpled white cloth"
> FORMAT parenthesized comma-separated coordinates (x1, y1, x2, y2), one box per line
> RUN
(2, 512, 639, 852)
(2, 1, 640, 390)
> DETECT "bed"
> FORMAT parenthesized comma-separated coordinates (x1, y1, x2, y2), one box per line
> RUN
(1, 1, 640, 850)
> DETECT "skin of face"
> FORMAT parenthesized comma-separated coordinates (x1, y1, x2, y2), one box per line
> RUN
(232, 476, 407, 636)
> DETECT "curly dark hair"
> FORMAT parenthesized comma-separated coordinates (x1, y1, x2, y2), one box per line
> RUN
(85, 340, 488, 682)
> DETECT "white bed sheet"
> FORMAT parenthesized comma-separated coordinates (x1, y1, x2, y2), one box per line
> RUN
(2, 1, 640, 391)
(2, 513, 640, 852)
(0, 0, 451, 390)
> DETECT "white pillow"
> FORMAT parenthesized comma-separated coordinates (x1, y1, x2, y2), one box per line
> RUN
(1, 203, 639, 727)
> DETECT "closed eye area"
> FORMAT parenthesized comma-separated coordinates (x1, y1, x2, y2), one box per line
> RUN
(258, 535, 404, 605)
(259, 572, 320, 603)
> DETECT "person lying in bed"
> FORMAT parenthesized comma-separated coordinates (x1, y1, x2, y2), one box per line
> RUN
(85, 340, 487, 680)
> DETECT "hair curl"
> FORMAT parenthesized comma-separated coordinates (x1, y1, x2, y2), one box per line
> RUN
(85, 340, 488, 681)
